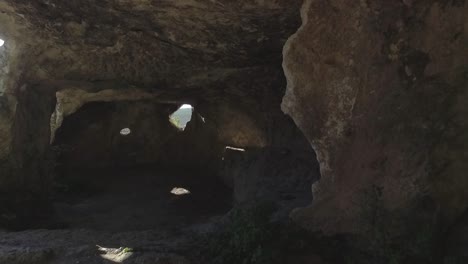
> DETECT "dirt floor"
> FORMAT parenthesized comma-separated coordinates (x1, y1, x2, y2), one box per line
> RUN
(0, 167, 232, 264)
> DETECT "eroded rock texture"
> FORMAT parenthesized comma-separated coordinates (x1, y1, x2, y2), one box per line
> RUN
(1, 0, 301, 86)
(283, 0, 468, 236)
(0, 0, 466, 262)
(0, 0, 319, 231)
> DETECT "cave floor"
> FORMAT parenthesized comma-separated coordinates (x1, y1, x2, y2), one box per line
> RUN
(0, 167, 231, 264)
(54, 166, 231, 231)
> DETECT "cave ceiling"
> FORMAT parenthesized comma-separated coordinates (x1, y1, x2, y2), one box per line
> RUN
(0, 0, 302, 95)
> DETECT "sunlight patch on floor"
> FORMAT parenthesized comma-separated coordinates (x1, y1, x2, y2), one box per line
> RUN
(170, 187, 191, 196)
(97, 245, 134, 263)
(120, 127, 131, 136)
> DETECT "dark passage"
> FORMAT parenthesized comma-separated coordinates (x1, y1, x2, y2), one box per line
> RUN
(52, 101, 233, 231)
(53, 166, 231, 231)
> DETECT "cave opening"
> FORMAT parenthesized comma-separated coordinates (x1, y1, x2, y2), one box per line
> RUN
(169, 104, 194, 131)
(0, 39, 4, 47)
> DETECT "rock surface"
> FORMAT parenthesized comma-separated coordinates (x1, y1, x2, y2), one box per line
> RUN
(0, 0, 466, 262)
(283, 0, 468, 235)
(0, 0, 314, 229)
(0, 228, 193, 264)
(0, 0, 301, 87)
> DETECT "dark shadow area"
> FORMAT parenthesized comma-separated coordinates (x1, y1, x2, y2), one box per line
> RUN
(53, 166, 231, 231)
(51, 100, 232, 231)
(0, 88, 320, 263)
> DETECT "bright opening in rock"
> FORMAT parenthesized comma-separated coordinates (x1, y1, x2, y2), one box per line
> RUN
(169, 104, 193, 131)
(120, 128, 131, 136)
(0, 39, 4, 47)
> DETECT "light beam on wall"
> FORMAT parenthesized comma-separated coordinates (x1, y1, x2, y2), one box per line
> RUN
(225, 146, 246, 152)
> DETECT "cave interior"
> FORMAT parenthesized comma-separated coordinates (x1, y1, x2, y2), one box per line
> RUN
(0, 0, 467, 263)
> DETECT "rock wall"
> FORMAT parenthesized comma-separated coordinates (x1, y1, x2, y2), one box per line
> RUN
(283, 0, 468, 235)
(0, 39, 23, 161)
(49, 67, 321, 220)
(50, 88, 159, 143)
(0, 0, 315, 230)
(0, 84, 56, 228)
(1, 0, 302, 88)
(54, 100, 223, 172)
(203, 68, 321, 217)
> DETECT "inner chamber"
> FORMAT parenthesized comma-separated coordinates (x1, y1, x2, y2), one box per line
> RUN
(50, 96, 319, 231)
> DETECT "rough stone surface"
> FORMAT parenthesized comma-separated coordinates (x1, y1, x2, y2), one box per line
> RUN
(0, 0, 301, 87)
(1, 0, 466, 262)
(50, 88, 159, 143)
(282, 0, 468, 235)
(51, 92, 320, 219)
(54, 101, 177, 168)
(0, 0, 309, 228)
(0, 228, 193, 264)
(221, 145, 319, 219)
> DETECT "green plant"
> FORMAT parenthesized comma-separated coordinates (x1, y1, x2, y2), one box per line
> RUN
(357, 185, 438, 264)
(169, 116, 182, 129)
(204, 203, 277, 264)
(122, 247, 134, 253)
(196, 202, 313, 264)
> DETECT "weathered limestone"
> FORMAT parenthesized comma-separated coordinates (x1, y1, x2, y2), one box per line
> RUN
(283, 0, 468, 235)
(0, 0, 306, 228)
(50, 88, 159, 143)
(0, 4, 465, 260)
(0, 0, 302, 87)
